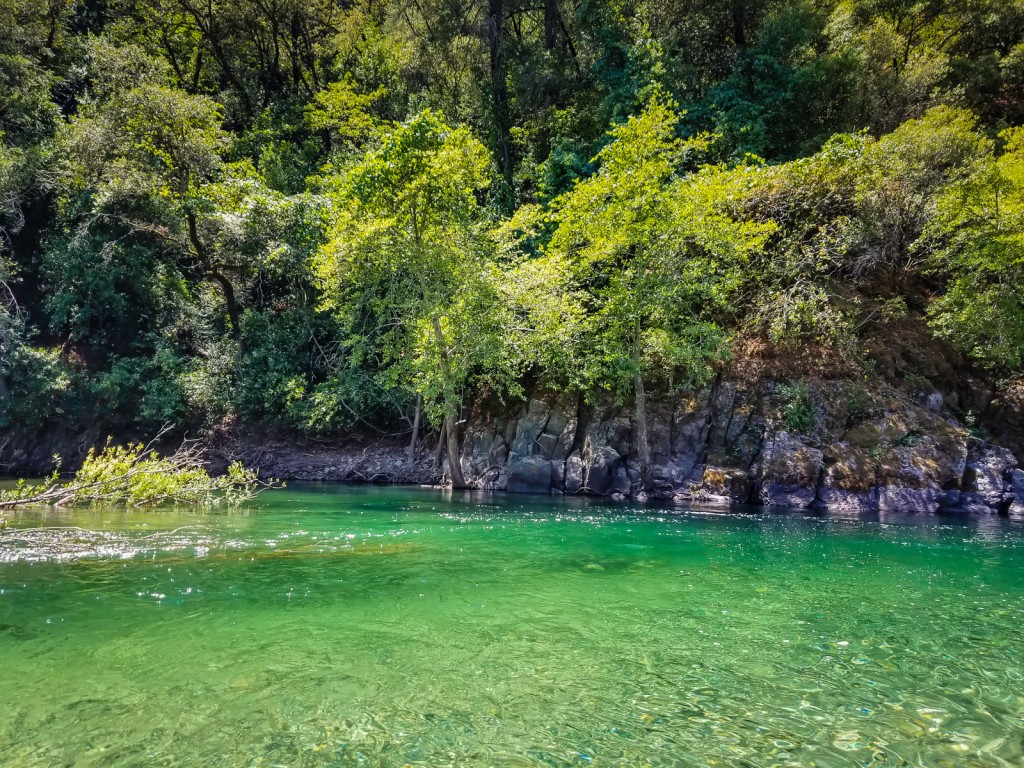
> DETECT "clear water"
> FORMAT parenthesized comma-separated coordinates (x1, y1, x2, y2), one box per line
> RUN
(2, 486, 1023, 767)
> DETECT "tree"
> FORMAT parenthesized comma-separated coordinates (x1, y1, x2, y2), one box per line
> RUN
(545, 96, 772, 486)
(315, 110, 502, 487)
(921, 126, 1024, 372)
(0, 257, 20, 399)
(55, 76, 303, 365)
(0, 143, 28, 399)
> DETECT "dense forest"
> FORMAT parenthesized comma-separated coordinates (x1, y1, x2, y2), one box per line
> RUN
(2, 0, 1024, 482)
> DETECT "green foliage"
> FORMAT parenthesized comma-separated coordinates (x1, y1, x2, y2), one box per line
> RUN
(89, 350, 188, 431)
(538, 95, 773, 399)
(315, 110, 510, 428)
(306, 75, 388, 148)
(739, 107, 988, 347)
(0, 440, 265, 508)
(894, 431, 923, 448)
(4, 0, 1024, 449)
(921, 126, 1024, 373)
(844, 384, 873, 427)
(710, 3, 860, 159)
(778, 382, 814, 434)
(0, 51, 60, 145)
(0, 347, 79, 432)
(41, 229, 179, 349)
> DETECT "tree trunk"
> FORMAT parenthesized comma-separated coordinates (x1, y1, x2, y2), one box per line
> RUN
(408, 393, 422, 461)
(732, 0, 747, 47)
(429, 315, 467, 488)
(544, 0, 557, 49)
(486, 0, 514, 200)
(635, 372, 651, 490)
(211, 270, 244, 370)
(0, 369, 8, 400)
(187, 211, 244, 370)
(445, 410, 466, 488)
(434, 422, 447, 469)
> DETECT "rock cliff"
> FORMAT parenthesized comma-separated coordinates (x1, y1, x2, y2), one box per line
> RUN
(455, 378, 1024, 516)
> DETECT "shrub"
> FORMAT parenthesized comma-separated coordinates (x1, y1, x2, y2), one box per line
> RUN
(778, 381, 815, 433)
(1, 347, 79, 432)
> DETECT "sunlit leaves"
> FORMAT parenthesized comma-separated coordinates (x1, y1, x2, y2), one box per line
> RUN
(315, 110, 506, 426)
(306, 74, 388, 147)
(921, 126, 1024, 372)
(535, 94, 773, 397)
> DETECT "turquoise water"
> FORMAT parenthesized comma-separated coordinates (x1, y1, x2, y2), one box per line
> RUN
(1, 486, 1023, 767)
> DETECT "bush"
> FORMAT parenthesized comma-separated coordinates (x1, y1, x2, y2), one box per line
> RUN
(1, 347, 80, 432)
(778, 381, 815, 434)
(90, 349, 187, 432)
(844, 383, 873, 427)
(239, 308, 408, 433)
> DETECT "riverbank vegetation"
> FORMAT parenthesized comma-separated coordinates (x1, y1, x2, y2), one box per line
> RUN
(2, 0, 1024, 481)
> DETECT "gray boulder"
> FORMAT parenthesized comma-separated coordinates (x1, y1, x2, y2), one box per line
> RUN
(582, 446, 624, 495)
(564, 453, 585, 494)
(1008, 469, 1024, 519)
(507, 456, 554, 494)
(962, 439, 1018, 510)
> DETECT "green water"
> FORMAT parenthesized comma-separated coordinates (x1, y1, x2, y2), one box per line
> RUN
(2, 487, 1023, 767)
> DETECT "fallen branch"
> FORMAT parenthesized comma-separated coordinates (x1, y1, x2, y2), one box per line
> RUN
(0, 431, 277, 512)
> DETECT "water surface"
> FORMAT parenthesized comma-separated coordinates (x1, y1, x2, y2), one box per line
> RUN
(2, 486, 1023, 766)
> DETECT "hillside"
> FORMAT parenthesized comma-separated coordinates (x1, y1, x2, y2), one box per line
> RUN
(2, 0, 1024, 510)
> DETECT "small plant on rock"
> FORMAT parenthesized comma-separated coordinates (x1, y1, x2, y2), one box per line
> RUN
(778, 381, 815, 434)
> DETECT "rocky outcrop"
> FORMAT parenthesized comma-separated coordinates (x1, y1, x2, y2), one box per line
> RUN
(960, 439, 1017, 512)
(757, 431, 823, 508)
(1008, 470, 1024, 519)
(452, 379, 1023, 515)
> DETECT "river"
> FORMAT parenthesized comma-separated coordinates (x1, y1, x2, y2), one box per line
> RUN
(1, 485, 1022, 766)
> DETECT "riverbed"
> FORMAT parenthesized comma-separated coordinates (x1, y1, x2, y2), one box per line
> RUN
(2, 486, 1022, 766)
